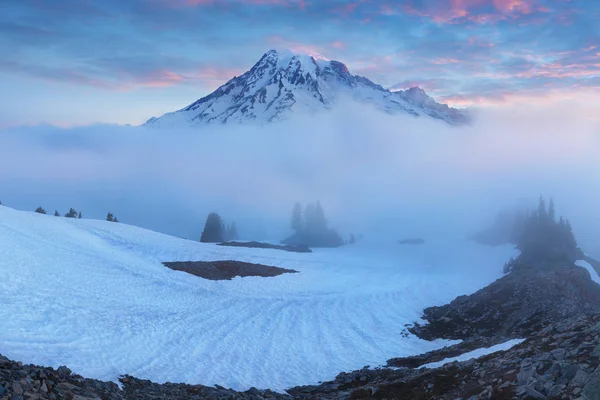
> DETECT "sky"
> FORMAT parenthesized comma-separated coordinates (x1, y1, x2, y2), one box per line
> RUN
(1, 0, 599, 128)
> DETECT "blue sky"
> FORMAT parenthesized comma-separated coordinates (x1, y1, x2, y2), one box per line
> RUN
(1, 0, 599, 127)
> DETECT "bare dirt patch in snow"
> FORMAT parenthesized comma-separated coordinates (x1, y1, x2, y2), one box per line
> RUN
(163, 260, 299, 281)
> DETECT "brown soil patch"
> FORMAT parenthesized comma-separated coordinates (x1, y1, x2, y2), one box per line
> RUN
(163, 260, 298, 281)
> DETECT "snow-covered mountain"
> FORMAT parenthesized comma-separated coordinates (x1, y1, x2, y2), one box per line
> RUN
(145, 49, 468, 128)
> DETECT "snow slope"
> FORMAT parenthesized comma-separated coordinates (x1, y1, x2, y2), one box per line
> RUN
(0, 206, 515, 391)
(419, 339, 526, 370)
(145, 49, 468, 128)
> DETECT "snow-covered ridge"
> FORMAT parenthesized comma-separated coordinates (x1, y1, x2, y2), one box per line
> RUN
(145, 49, 469, 128)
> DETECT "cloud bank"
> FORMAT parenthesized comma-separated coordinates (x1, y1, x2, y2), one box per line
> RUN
(0, 103, 598, 255)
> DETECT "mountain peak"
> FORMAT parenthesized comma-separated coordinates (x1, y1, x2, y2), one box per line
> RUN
(145, 50, 468, 128)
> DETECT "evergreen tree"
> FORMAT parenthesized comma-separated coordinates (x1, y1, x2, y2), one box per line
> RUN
(537, 196, 547, 221)
(106, 212, 114, 222)
(313, 201, 327, 232)
(65, 208, 78, 218)
(349, 234, 356, 244)
(283, 201, 343, 248)
(113, 217, 119, 223)
(516, 198, 580, 265)
(291, 202, 303, 233)
(200, 212, 225, 243)
(35, 207, 47, 215)
(78, 212, 82, 219)
(548, 197, 556, 222)
(54, 210, 60, 217)
(304, 203, 316, 233)
(225, 221, 239, 241)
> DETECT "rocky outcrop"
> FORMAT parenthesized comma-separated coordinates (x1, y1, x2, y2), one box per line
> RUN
(0, 359, 123, 400)
(0, 355, 288, 399)
(119, 376, 287, 400)
(409, 264, 600, 341)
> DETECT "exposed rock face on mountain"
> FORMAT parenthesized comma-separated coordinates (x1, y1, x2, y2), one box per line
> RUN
(145, 49, 468, 128)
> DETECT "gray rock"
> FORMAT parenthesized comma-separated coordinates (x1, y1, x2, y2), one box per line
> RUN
(583, 368, 600, 400)
(518, 366, 535, 384)
(57, 365, 72, 378)
(572, 368, 590, 387)
(12, 381, 24, 395)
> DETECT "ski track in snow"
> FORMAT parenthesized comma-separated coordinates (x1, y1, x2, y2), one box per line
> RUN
(0, 206, 516, 391)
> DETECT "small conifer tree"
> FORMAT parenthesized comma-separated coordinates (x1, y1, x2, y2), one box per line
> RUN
(200, 212, 225, 243)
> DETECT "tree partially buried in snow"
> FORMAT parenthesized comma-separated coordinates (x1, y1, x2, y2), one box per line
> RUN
(200, 212, 225, 243)
(35, 207, 47, 215)
(282, 201, 343, 248)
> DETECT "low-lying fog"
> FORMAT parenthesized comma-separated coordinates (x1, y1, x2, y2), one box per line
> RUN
(1, 100, 598, 257)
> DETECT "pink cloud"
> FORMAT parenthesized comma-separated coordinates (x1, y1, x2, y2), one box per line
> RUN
(492, 0, 534, 14)
(164, 0, 307, 8)
(431, 58, 462, 65)
(398, 0, 546, 24)
(329, 0, 366, 16)
(442, 87, 600, 109)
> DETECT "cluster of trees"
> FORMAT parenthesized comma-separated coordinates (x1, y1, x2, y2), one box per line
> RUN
(106, 212, 119, 223)
(516, 197, 580, 264)
(200, 212, 238, 243)
(33, 207, 119, 222)
(282, 202, 343, 248)
(64, 208, 82, 219)
(34, 207, 82, 218)
(503, 197, 581, 272)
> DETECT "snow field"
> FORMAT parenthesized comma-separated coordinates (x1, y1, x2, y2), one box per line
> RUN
(0, 205, 516, 391)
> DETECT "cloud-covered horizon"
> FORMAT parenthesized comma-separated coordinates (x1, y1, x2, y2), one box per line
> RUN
(1, 103, 599, 256)
(2, 0, 598, 127)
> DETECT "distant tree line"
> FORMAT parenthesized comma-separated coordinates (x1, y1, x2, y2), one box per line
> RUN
(32, 206, 119, 222)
